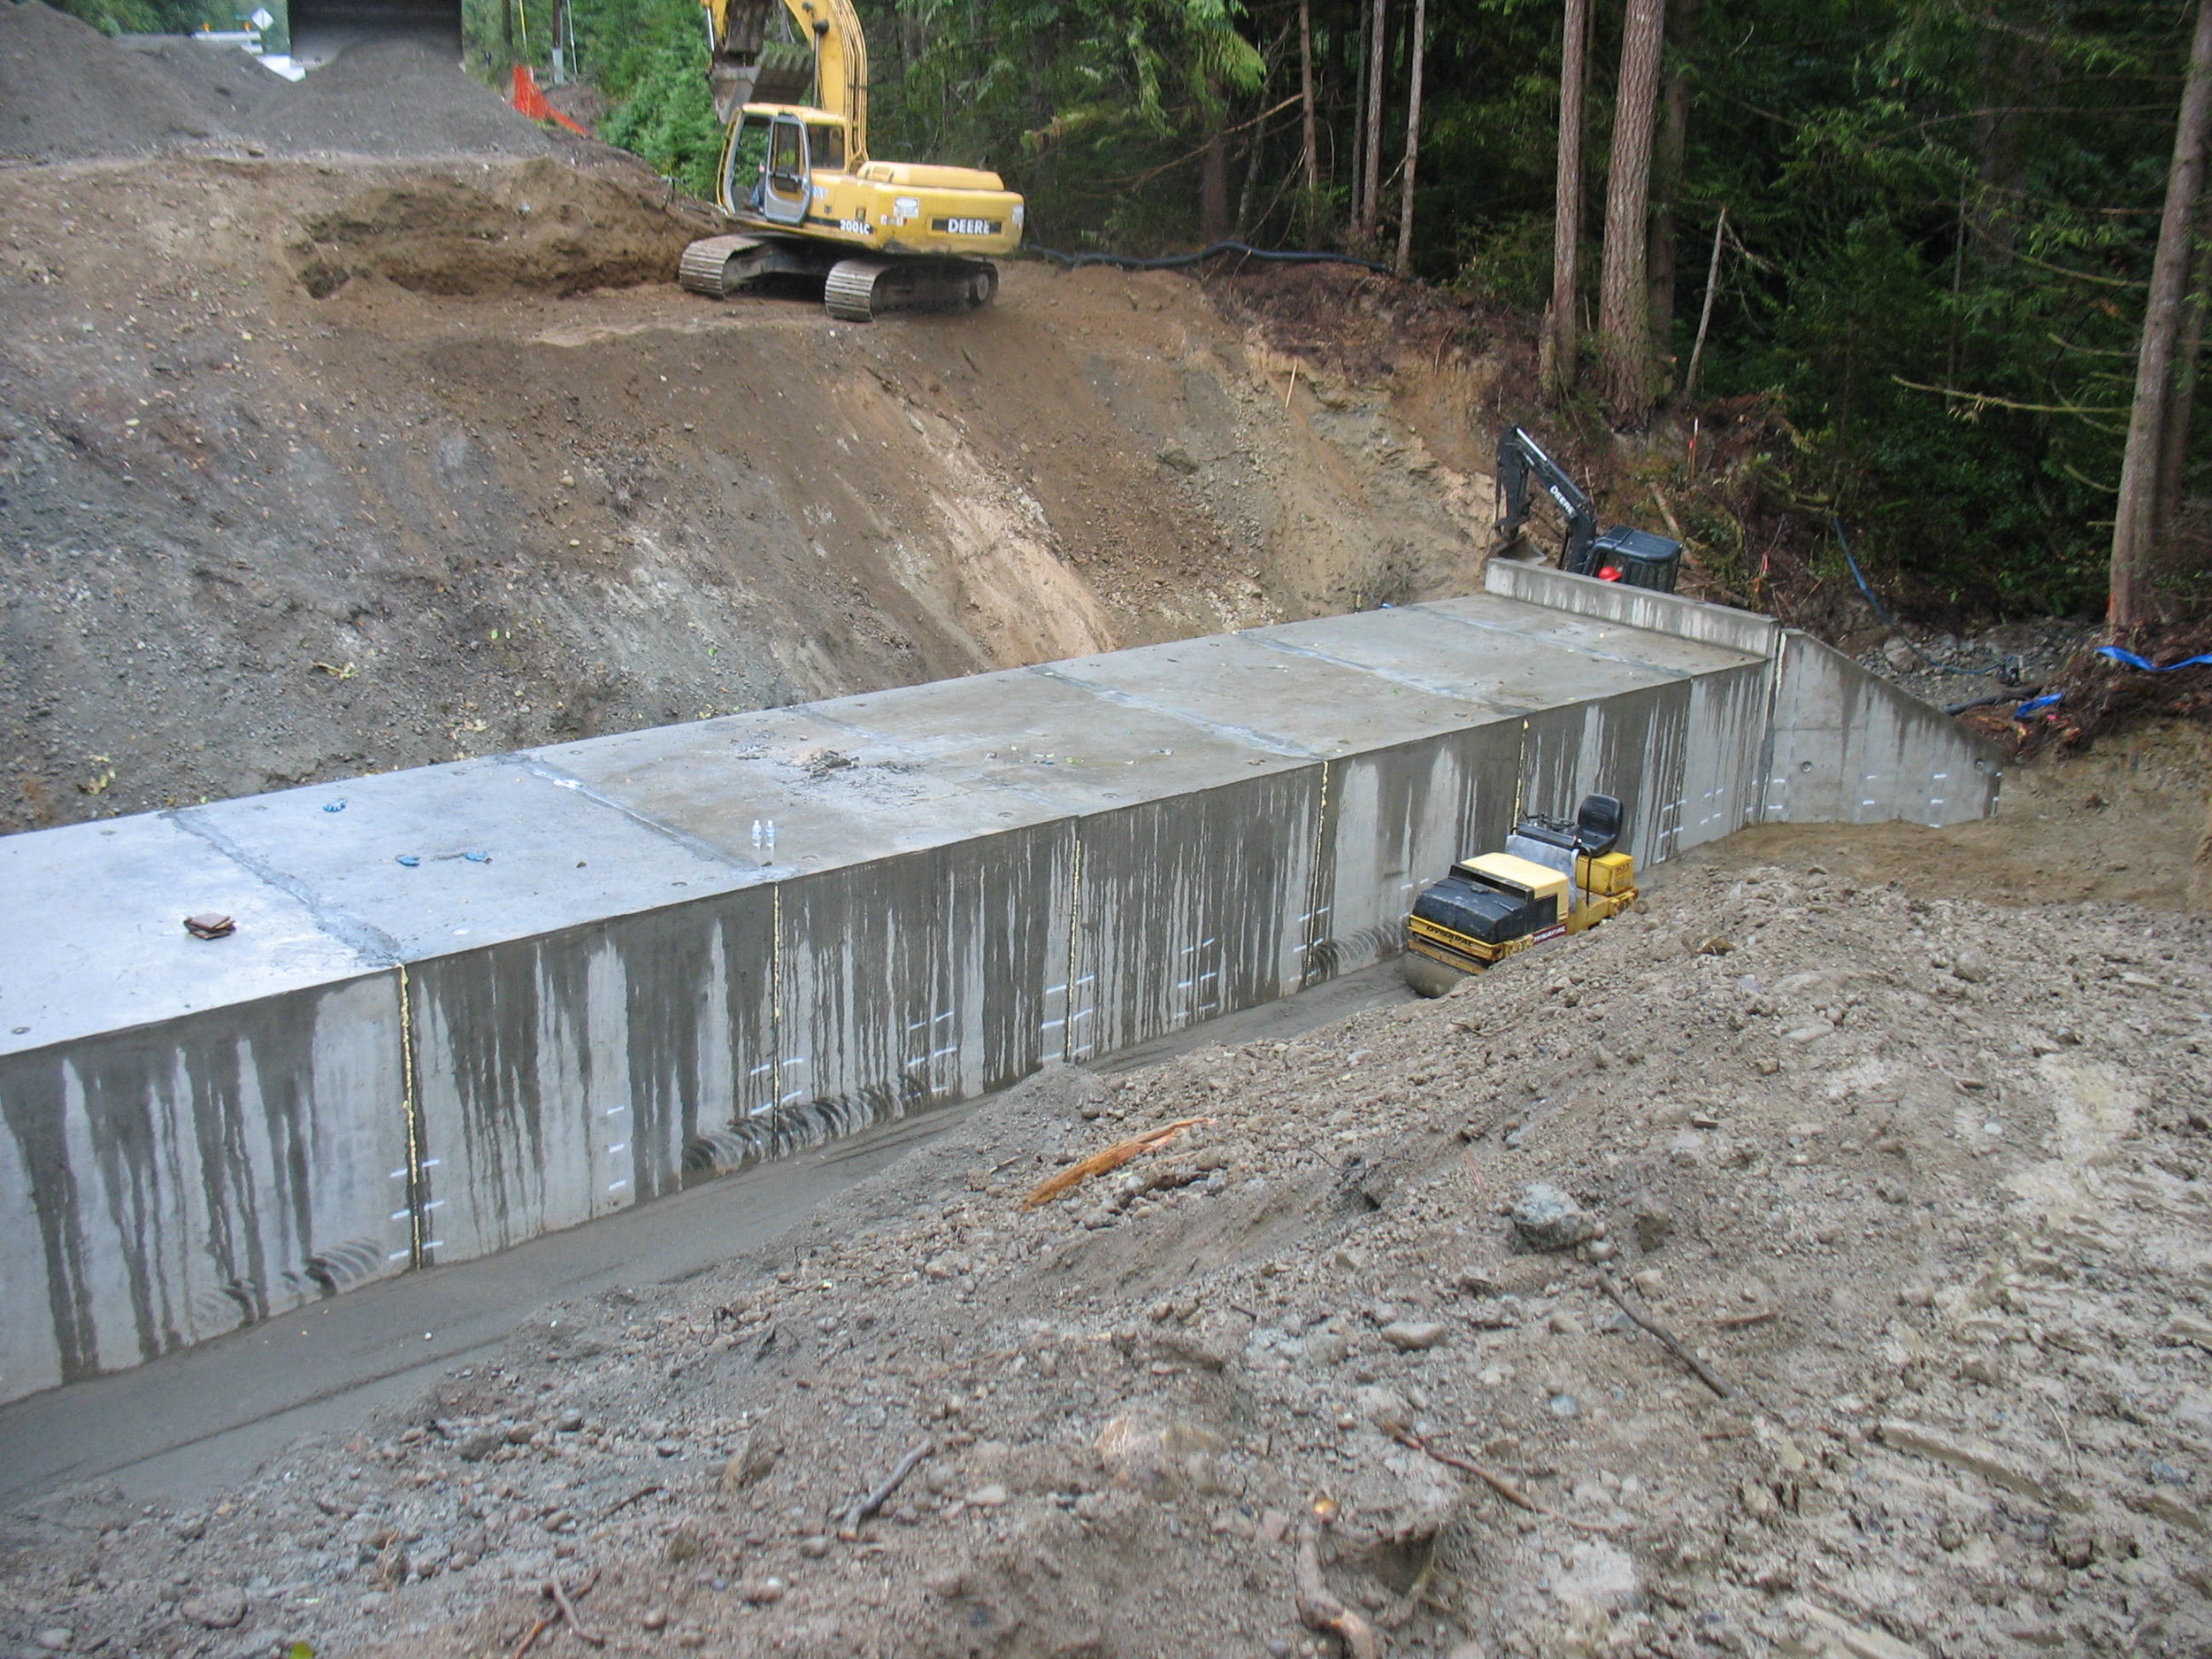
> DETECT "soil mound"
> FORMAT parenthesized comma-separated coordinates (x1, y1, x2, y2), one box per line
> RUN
(0, 2, 557, 162)
(250, 35, 560, 159)
(289, 158, 692, 296)
(0, 0, 246, 159)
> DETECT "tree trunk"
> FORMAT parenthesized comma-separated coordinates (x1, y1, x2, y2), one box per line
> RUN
(2113, 0, 2212, 630)
(1201, 117, 1233, 243)
(1646, 0, 1696, 365)
(1394, 0, 1426, 275)
(1350, 0, 1371, 233)
(2155, 211, 2210, 545)
(1596, 0, 1667, 426)
(1539, 0, 1588, 402)
(1235, 112, 1266, 237)
(1681, 206, 1726, 401)
(1357, 0, 1388, 247)
(1327, 1, 1346, 182)
(1299, 0, 1319, 222)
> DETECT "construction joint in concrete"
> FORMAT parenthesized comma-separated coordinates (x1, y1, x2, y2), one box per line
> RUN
(0, 563, 2001, 1404)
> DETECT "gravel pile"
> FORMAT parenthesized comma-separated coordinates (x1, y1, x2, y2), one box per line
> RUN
(1855, 618, 2103, 713)
(0, 1, 557, 161)
(3, 864, 2208, 1657)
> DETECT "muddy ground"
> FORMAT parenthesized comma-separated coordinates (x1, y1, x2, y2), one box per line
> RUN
(3, 745, 2210, 1659)
(5, 12, 2212, 1659)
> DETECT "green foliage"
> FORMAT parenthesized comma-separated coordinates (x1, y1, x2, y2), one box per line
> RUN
(547, 0, 2205, 613)
(1688, 0, 2187, 612)
(1458, 210, 1553, 311)
(597, 19, 725, 197)
(860, 0, 1271, 246)
(50, 0, 255, 35)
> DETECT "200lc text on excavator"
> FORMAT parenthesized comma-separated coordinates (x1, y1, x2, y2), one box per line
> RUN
(678, 0, 1024, 319)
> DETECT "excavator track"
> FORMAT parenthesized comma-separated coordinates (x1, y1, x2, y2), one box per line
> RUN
(824, 257, 997, 322)
(679, 234, 769, 297)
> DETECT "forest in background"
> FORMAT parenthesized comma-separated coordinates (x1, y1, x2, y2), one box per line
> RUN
(43, 0, 2212, 624)
(561, 0, 2212, 624)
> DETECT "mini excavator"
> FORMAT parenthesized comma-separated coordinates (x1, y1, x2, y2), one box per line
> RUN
(679, 0, 1024, 320)
(1400, 794, 1639, 996)
(1494, 427, 1684, 593)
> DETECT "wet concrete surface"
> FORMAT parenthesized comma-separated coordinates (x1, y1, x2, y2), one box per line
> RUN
(0, 962, 1409, 1511)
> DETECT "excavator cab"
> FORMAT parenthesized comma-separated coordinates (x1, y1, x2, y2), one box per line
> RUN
(684, 0, 1025, 319)
(760, 113, 810, 226)
(727, 113, 772, 212)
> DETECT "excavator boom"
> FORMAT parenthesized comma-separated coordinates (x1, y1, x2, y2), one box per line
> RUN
(702, 0, 866, 150)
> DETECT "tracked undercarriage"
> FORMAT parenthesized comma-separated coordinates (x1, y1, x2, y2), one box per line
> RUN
(678, 233, 998, 321)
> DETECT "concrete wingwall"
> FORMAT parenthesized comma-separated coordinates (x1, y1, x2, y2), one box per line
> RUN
(1763, 631, 2003, 826)
(1481, 560, 2005, 831)
(0, 581, 2000, 1405)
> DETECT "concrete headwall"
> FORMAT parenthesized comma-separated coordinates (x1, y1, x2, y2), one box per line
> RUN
(0, 583, 1999, 1404)
(1482, 557, 1783, 658)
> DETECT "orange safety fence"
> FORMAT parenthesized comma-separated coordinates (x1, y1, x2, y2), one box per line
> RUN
(511, 65, 593, 137)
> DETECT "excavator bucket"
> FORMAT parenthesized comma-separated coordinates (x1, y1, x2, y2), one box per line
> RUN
(704, 0, 812, 122)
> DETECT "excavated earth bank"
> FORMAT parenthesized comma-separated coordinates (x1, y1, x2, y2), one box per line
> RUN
(0, 3, 1496, 833)
(6, 12, 2212, 1659)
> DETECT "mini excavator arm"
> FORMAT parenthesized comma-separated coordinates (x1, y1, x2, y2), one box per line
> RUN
(701, 0, 868, 155)
(1495, 426, 1597, 575)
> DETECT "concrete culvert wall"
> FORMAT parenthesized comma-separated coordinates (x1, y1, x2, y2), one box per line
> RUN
(287, 0, 459, 66)
(0, 580, 2001, 1406)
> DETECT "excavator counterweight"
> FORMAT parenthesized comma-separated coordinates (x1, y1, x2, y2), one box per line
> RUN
(680, 0, 1021, 320)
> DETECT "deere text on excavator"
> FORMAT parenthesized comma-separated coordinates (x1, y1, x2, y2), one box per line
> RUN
(1400, 794, 1639, 996)
(679, 0, 1022, 320)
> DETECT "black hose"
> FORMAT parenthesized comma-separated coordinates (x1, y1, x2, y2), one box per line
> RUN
(1026, 240, 1394, 274)
(1943, 687, 2040, 717)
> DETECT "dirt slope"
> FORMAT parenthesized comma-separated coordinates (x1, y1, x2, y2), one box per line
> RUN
(1685, 718, 2212, 914)
(3, 861, 2208, 1659)
(0, 6, 1494, 831)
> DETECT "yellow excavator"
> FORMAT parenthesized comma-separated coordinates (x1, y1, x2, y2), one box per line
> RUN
(679, 0, 1025, 320)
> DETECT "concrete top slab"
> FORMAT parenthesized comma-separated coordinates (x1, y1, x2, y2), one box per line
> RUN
(537, 705, 1065, 879)
(180, 754, 751, 964)
(1043, 631, 1517, 758)
(1250, 603, 1687, 710)
(0, 813, 381, 1056)
(0, 585, 1801, 1050)
(814, 665, 1313, 816)
(1415, 595, 1768, 677)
